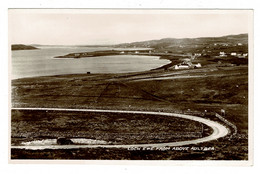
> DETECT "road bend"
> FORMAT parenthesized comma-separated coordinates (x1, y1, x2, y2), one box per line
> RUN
(11, 108, 229, 150)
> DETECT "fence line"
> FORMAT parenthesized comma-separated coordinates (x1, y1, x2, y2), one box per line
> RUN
(215, 113, 237, 136)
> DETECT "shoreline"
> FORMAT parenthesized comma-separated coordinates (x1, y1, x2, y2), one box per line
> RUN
(12, 50, 180, 81)
(53, 48, 188, 73)
(11, 63, 170, 81)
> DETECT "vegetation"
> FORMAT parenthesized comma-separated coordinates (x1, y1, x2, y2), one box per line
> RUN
(11, 110, 210, 146)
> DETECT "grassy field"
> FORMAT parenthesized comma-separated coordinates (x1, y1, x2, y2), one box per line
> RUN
(11, 110, 210, 146)
(11, 56, 248, 160)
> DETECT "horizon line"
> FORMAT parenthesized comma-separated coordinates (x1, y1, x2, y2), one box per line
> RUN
(11, 33, 248, 46)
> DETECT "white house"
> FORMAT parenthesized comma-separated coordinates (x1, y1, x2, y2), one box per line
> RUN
(219, 52, 226, 57)
(135, 51, 139, 54)
(194, 53, 202, 56)
(178, 64, 190, 69)
(120, 51, 125, 54)
(231, 52, 237, 56)
(237, 53, 248, 58)
(194, 63, 202, 68)
(174, 65, 180, 69)
(175, 63, 190, 69)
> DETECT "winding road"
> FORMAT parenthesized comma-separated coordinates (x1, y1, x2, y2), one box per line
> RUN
(11, 108, 229, 150)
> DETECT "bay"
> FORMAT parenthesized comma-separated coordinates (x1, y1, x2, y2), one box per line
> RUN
(11, 46, 170, 79)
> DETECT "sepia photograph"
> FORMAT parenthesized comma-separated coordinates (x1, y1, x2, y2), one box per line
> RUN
(9, 9, 253, 162)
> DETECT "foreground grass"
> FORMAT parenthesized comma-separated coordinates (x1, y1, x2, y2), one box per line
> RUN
(11, 110, 209, 146)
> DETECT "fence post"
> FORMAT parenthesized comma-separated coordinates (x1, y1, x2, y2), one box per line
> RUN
(221, 109, 225, 117)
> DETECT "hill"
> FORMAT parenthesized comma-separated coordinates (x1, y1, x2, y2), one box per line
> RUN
(115, 34, 248, 54)
(11, 44, 38, 51)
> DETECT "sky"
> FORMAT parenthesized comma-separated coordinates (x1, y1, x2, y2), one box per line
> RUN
(9, 9, 252, 45)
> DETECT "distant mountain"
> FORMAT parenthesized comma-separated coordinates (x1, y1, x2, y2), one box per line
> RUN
(115, 34, 248, 49)
(11, 44, 38, 51)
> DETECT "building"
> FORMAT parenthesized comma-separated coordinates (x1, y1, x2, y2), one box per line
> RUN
(194, 63, 202, 68)
(174, 64, 190, 69)
(178, 64, 190, 69)
(174, 62, 201, 70)
(194, 53, 202, 56)
(174, 65, 179, 69)
(120, 51, 125, 54)
(214, 43, 228, 46)
(135, 51, 139, 54)
(231, 52, 237, 56)
(219, 52, 227, 57)
(237, 53, 248, 58)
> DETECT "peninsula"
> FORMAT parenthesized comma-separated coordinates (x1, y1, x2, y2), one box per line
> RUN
(11, 44, 38, 51)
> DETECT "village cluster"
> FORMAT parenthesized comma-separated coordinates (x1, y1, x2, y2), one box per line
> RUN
(61, 40, 248, 72)
(126, 41, 248, 70)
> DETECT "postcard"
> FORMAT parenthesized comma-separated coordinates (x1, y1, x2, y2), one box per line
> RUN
(9, 9, 253, 165)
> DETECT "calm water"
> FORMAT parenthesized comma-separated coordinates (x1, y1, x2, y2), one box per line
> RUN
(11, 46, 170, 79)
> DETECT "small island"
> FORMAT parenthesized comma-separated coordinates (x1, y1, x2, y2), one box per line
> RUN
(11, 44, 38, 51)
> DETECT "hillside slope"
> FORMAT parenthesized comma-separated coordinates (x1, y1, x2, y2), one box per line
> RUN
(115, 34, 248, 54)
(116, 34, 248, 48)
